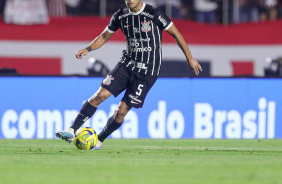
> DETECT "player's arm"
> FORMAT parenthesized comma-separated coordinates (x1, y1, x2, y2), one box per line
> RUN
(166, 25, 202, 75)
(75, 29, 114, 59)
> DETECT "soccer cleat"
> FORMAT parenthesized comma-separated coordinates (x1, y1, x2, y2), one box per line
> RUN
(92, 140, 102, 150)
(55, 128, 75, 143)
(93, 145, 101, 150)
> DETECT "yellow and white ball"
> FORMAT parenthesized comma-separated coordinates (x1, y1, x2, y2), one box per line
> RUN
(74, 127, 98, 150)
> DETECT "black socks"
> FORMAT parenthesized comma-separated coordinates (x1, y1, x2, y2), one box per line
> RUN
(98, 116, 123, 142)
(71, 101, 122, 142)
(71, 101, 97, 132)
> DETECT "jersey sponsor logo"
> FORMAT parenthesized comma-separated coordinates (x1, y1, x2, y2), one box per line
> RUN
(129, 94, 142, 103)
(141, 20, 151, 32)
(130, 46, 152, 52)
(158, 15, 167, 27)
(129, 40, 140, 47)
(141, 12, 154, 19)
(136, 62, 147, 69)
(134, 27, 140, 33)
(128, 61, 148, 69)
(129, 38, 151, 42)
(103, 75, 114, 85)
(142, 38, 151, 42)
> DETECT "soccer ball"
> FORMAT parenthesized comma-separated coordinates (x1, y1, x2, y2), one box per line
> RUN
(74, 127, 98, 150)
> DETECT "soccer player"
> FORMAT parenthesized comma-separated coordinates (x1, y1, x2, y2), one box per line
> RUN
(56, 0, 202, 149)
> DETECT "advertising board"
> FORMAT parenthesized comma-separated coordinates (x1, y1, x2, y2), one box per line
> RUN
(0, 77, 281, 139)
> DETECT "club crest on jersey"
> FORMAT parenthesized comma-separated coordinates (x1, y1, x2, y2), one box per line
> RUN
(103, 75, 114, 85)
(141, 20, 151, 32)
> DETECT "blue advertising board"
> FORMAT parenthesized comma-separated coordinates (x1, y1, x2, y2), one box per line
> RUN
(0, 77, 281, 139)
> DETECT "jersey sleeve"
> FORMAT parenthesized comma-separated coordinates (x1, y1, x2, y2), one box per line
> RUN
(107, 11, 121, 33)
(154, 8, 173, 31)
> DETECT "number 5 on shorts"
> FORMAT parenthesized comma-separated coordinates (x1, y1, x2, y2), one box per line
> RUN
(136, 84, 144, 96)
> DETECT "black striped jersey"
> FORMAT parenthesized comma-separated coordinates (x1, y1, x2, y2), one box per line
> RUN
(107, 3, 173, 76)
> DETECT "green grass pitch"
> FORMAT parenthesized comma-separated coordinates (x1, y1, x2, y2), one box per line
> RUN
(0, 139, 281, 184)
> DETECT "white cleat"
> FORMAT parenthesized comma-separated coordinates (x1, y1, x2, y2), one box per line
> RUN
(55, 128, 75, 143)
(93, 140, 103, 150)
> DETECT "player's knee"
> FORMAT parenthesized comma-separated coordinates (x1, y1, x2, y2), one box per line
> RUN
(89, 91, 108, 105)
(114, 106, 128, 119)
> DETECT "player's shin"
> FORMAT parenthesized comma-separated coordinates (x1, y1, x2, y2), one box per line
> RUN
(98, 116, 123, 142)
(71, 101, 97, 133)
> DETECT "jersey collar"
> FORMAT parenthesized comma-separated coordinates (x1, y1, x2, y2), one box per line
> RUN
(129, 3, 146, 15)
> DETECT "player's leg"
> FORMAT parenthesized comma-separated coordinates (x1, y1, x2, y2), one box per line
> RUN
(70, 86, 112, 131)
(56, 63, 130, 143)
(94, 73, 158, 150)
(55, 87, 112, 142)
(94, 101, 132, 150)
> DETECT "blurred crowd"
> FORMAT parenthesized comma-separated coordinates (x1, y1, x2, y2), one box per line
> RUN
(145, 0, 282, 23)
(1, 0, 282, 24)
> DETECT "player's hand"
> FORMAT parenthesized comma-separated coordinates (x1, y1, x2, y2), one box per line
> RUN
(187, 58, 202, 75)
(75, 49, 88, 59)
